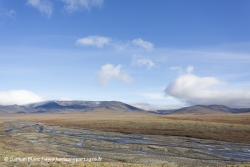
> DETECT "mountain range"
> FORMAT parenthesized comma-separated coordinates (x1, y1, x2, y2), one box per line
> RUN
(0, 100, 250, 115)
(0, 101, 142, 115)
(155, 105, 250, 115)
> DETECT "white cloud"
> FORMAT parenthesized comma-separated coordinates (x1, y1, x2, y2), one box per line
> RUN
(165, 66, 250, 108)
(96, 63, 133, 85)
(132, 56, 155, 68)
(27, 0, 53, 18)
(61, 0, 103, 12)
(0, 90, 43, 105)
(76, 35, 110, 48)
(76, 36, 154, 51)
(132, 38, 154, 51)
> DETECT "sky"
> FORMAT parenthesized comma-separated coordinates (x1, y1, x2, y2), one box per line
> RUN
(1, 0, 250, 109)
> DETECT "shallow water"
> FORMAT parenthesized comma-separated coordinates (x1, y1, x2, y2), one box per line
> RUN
(195, 147, 250, 161)
(38, 126, 44, 133)
(4, 123, 43, 133)
(77, 141, 84, 146)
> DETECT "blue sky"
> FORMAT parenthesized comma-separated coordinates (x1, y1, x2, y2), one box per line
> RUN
(1, 0, 250, 109)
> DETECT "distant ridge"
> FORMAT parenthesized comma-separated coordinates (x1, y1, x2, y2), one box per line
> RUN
(156, 105, 250, 115)
(0, 101, 143, 115)
(0, 101, 250, 115)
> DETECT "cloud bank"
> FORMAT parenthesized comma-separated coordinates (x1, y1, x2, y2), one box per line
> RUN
(61, 0, 103, 12)
(165, 66, 250, 108)
(96, 63, 133, 85)
(0, 90, 43, 105)
(27, 0, 53, 17)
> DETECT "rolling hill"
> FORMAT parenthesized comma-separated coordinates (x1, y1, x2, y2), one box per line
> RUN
(0, 101, 250, 115)
(156, 105, 250, 115)
(0, 101, 143, 115)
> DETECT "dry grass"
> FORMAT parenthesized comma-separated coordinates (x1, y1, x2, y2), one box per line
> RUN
(224, 163, 250, 167)
(1, 109, 248, 143)
(1, 111, 250, 166)
(165, 113, 250, 125)
(1, 110, 250, 143)
(0, 160, 174, 167)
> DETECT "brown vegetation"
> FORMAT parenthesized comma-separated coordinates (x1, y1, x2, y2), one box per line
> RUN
(1, 110, 250, 166)
(165, 113, 250, 125)
(1, 110, 250, 143)
(3, 109, 247, 144)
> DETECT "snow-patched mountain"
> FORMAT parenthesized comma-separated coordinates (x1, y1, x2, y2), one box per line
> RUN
(1, 102, 250, 115)
(0, 101, 143, 114)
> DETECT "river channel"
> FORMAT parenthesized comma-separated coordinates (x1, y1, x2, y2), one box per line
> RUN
(1, 121, 249, 166)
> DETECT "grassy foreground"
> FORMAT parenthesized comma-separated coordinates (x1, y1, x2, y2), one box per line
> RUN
(0, 110, 250, 166)
(33, 110, 250, 144)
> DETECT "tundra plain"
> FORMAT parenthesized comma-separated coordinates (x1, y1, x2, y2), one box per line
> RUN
(0, 110, 250, 167)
